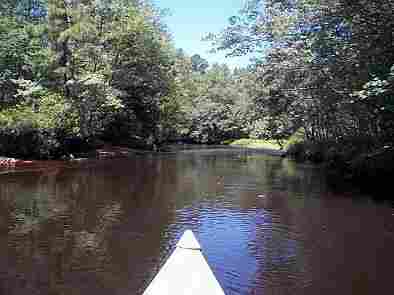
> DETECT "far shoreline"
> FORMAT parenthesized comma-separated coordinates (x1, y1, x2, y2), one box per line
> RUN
(0, 142, 287, 169)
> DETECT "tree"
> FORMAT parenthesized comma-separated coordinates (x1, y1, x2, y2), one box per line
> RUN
(0, 15, 49, 107)
(191, 54, 209, 74)
(45, 0, 174, 143)
(169, 58, 256, 143)
(1, 0, 179, 158)
(208, 0, 394, 147)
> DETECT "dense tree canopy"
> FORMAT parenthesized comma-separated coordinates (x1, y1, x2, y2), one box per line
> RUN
(208, 0, 393, 149)
(1, 0, 176, 157)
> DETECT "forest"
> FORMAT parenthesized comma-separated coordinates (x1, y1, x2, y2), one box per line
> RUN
(0, 0, 393, 183)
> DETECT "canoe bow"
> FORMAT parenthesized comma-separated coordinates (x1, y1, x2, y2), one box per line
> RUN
(143, 230, 226, 295)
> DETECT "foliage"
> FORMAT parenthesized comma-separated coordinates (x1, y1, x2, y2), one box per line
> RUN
(209, 0, 394, 148)
(0, 0, 177, 157)
(0, 124, 63, 159)
(0, 89, 78, 129)
(191, 54, 209, 74)
(0, 16, 49, 107)
(170, 63, 256, 143)
(201, 0, 394, 184)
(229, 138, 283, 150)
(1, 0, 393, 172)
(45, 0, 174, 144)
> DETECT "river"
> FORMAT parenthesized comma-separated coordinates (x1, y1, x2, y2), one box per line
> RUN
(0, 147, 393, 295)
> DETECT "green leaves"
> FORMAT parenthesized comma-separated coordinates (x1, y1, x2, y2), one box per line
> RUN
(191, 54, 209, 74)
(44, 0, 175, 144)
(1, 0, 179, 152)
(208, 0, 393, 149)
(169, 61, 256, 143)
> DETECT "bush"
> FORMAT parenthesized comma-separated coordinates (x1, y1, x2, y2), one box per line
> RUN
(0, 90, 84, 159)
(286, 141, 329, 162)
(0, 124, 65, 159)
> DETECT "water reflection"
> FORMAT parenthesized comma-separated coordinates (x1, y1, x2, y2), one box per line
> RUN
(0, 150, 393, 295)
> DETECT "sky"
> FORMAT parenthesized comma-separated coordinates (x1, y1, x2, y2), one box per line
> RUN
(154, 0, 254, 69)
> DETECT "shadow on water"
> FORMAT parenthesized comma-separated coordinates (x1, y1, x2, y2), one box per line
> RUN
(0, 148, 393, 295)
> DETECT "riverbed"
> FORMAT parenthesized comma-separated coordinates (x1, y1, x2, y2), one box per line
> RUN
(0, 147, 393, 294)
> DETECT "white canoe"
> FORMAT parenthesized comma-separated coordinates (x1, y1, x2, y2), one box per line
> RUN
(143, 230, 226, 295)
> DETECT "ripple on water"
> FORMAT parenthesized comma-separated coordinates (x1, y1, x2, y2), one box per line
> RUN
(0, 150, 393, 295)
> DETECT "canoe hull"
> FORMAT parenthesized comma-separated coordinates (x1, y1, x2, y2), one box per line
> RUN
(143, 230, 225, 295)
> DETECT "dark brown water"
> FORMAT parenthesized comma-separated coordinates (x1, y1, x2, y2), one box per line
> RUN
(0, 148, 393, 295)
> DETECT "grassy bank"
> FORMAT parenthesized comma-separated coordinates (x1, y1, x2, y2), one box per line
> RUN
(227, 131, 393, 194)
(286, 137, 394, 194)
(225, 129, 304, 152)
(225, 138, 284, 150)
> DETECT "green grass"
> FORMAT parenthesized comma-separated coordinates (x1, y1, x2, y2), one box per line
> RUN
(285, 128, 305, 147)
(223, 129, 306, 151)
(228, 138, 283, 150)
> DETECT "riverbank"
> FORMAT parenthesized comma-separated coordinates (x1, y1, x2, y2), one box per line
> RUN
(286, 139, 394, 194)
(0, 145, 145, 169)
(222, 139, 286, 156)
(3, 136, 392, 194)
(0, 140, 289, 170)
(226, 138, 283, 150)
(224, 136, 394, 194)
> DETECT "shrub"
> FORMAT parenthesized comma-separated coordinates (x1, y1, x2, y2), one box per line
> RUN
(0, 124, 64, 159)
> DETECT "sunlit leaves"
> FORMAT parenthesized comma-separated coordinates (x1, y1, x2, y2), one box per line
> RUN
(208, 0, 393, 147)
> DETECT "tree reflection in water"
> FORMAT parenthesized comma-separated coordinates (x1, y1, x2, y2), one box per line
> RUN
(0, 150, 393, 295)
